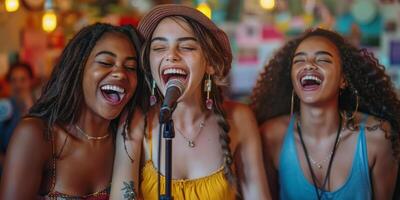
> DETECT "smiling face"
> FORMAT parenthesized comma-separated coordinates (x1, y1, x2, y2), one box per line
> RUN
(291, 36, 346, 106)
(149, 17, 211, 100)
(82, 32, 138, 120)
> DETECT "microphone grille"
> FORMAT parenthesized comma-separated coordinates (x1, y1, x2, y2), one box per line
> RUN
(166, 79, 186, 94)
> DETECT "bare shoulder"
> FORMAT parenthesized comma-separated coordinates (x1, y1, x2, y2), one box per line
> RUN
(12, 117, 50, 146)
(362, 114, 395, 161)
(260, 115, 291, 145)
(220, 101, 260, 152)
(0, 117, 51, 198)
(364, 115, 392, 145)
(8, 117, 52, 160)
(259, 115, 291, 166)
(222, 101, 257, 132)
(223, 100, 253, 116)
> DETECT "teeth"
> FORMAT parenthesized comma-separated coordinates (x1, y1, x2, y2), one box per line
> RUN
(101, 84, 125, 93)
(163, 68, 187, 75)
(301, 75, 322, 84)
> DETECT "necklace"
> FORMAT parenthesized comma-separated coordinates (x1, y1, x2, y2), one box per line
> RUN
(175, 120, 205, 148)
(297, 114, 342, 200)
(308, 132, 343, 170)
(75, 125, 110, 141)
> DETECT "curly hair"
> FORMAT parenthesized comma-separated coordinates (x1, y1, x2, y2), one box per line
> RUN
(140, 16, 238, 191)
(28, 22, 147, 139)
(251, 28, 400, 159)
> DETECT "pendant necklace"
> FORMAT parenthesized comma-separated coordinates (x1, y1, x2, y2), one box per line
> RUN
(175, 120, 206, 148)
(296, 114, 342, 200)
(308, 131, 343, 170)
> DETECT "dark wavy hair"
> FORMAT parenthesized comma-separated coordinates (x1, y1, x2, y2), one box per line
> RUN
(141, 16, 238, 189)
(28, 22, 147, 138)
(251, 28, 400, 159)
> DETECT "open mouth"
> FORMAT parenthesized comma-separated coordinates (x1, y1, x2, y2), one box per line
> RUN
(100, 84, 126, 105)
(300, 74, 323, 90)
(161, 68, 188, 84)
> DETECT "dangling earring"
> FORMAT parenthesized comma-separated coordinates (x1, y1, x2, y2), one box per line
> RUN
(291, 90, 295, 116)
(149, 80, 157, 106)
(204, 74, 213, 110)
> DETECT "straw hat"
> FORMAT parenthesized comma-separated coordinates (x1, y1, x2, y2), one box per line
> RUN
(138, 4, 232, 65)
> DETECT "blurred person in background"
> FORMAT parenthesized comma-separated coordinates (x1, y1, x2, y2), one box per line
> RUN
(0, 62, 36, 175)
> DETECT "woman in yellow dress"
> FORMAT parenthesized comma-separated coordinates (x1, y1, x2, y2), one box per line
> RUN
(111, 4, 271, 200)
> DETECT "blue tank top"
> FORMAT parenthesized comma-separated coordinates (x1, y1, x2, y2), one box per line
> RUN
(279, 116, 372, 200)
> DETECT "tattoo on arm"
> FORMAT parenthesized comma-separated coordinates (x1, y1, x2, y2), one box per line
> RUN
(366, 118, 390, 136)
(122, 181, 137, 200)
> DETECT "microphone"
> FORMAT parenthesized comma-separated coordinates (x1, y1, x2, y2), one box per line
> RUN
(159, 79, 185, 123)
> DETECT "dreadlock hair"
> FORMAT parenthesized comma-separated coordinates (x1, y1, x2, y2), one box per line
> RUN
(28, 22, 147, 140)
(251, 28, 400, 159)
(140, 16, 238, 190)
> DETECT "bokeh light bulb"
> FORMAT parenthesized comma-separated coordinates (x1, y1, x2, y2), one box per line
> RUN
(5, 0, 20, 12)
(42, 10, 57, 32)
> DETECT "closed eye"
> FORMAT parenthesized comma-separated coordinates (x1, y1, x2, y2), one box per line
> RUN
(180, 47, 196, 51)
(96, 61, 114, 67)
(293, 59, 304, 64)
(151, 44, 167, 51)
(124, 59, 137, 72)
(317, 59, 332, 63)
(125, 66, 137, 72)
(152, 47, 166, 51)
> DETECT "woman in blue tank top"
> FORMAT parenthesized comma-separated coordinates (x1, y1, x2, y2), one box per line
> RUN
(251, 28, 400, 200)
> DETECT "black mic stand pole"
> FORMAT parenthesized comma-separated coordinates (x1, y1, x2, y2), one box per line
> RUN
(160, 119, 174, 200)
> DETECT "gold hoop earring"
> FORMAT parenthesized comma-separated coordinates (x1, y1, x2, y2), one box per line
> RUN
(149, 80, 157, 106)
(291, 90, 295, 116)
(348, 89, 359, 120)
(204, 74, 213, 110)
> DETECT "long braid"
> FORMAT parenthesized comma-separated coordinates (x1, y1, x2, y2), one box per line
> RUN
(180, 16, 240, 194)
(207, 79, 240, 197)
(214, 103, 234, 183)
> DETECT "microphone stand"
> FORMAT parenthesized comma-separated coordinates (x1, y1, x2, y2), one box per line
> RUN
(160, 119, 174, 200)
(158, 79, 184, 200)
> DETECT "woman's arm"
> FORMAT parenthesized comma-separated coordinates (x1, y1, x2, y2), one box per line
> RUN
(259, 115, 289, 200)
(0, 117, 50, 199)
(231, 103, 271, 200)
(260, 124, 279, 200)
(367, 120, 398, 199)
(110, 110, 145, 200)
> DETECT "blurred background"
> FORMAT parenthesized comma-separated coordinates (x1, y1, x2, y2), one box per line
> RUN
(0, 0, 399, 101)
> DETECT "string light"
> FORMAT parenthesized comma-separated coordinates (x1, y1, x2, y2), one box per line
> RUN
(42, 0, 57, 32)
(260, 0, 275, 10)
(196, 2, 212, 19)
(5, 0, 19, 12)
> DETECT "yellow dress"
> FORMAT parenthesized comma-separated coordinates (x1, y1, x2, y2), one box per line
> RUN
(140, 125, 236, 200)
